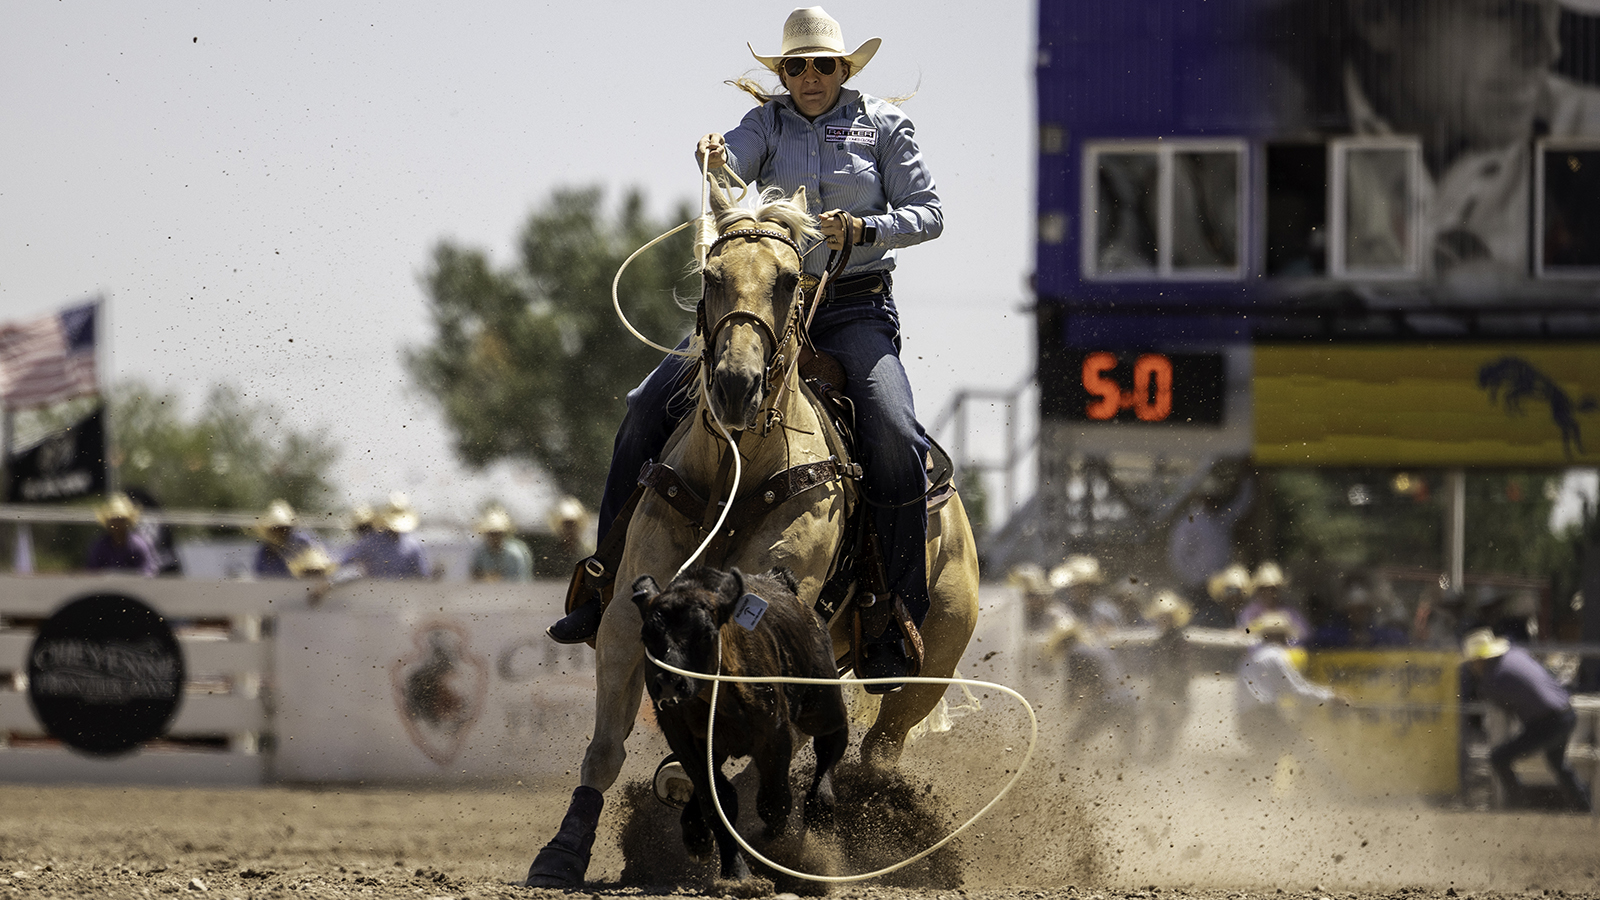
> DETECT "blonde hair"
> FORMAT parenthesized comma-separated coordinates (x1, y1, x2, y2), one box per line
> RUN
(727, 59, 916, 107)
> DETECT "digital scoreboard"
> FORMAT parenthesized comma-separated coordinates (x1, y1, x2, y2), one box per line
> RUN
(1041, 349, 1226, 425)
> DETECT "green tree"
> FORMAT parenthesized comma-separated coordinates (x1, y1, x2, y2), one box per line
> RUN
(1265, 467, 1575, 580)
(405, 186, 699, 501)
(111, 380, 340, 513)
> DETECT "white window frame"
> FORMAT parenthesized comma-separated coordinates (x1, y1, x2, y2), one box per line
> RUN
(1081, 139, 1248, 281)
(1534, 138, 1600, 280)
(1328, 135, 1424, 280)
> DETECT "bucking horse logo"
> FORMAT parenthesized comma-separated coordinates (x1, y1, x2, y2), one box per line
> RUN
(1478, 356, 1598, 459)
(391, 621, 488, 766)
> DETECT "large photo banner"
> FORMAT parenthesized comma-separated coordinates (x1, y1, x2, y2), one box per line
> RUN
(1253, 343, 1600, 466)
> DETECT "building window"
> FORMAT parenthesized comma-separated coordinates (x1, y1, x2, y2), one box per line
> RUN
(1264, 143, 1328, 276)
(1081, 140, 1245, 280)
(1537, 141, 1600, 278)
(1329, 136, 1423, 279)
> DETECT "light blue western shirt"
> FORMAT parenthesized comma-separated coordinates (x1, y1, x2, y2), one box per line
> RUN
(719, 87, 943, 279)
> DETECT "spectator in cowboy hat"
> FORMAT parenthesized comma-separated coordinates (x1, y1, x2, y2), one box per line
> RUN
(346, 503, 377, 538)
(1236, 611, 1343, 763)
(471, 505, 533, 583)
(547, 496, 593, 564)
(338, 492, 430, 579)
(252, 499, 324, 579)
(1142, 590, 1195, 761)
(1236, 561, 1310, 642)
(1194, 561, 1251, 628)
(1462, 627, 1591, 811)
(1008, 563, 1060, 631)
(288, 545, 335, 579)
(1051, 554, 1122, 632)
(85, 492, 159, 576)
(1046, 613, 1138, 756)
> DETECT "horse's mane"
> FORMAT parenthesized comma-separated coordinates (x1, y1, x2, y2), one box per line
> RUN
(691, 188, 821, 275)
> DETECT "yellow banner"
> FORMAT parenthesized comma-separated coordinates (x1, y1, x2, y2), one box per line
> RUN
(1253, 344, 1600, 466)
(1303, 650, 1461, 797)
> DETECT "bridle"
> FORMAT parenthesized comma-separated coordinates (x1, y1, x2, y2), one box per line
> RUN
(695, 226, 808, 433)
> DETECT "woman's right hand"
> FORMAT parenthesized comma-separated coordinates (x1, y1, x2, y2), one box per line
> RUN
(696, 133, 727, 170)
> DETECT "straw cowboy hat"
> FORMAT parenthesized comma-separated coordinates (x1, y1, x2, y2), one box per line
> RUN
(1251, 561, 1287, 593)
(1044, 613, 1086, 654)
(1462, 627, 1511, 661)
(287, 545, 335, 578)
(1207, 562, 1252, 601)
(380, 492, 419, 534)
(546, 496, 589, 533)
(1006, 563, 1049, 595)
(1049, 554, 1104, 590)
(749, 7, 881, 75)
(95, 492, 141, 526)
(1246, 610, 1301, 640)
(1144, 590, 1194, 629)
(254, 499, 297, 539)
(346, 503, 376, 531)
(475, 506, 515, 535)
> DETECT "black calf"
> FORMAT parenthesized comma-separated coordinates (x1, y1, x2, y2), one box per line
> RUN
(632, 565, 849, 882)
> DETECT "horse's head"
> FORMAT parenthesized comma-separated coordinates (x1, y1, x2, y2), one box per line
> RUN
(630, 566, 750, 711)
(695, 184, 819, 431)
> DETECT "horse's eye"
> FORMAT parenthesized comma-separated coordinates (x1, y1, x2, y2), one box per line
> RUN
(776, 272, 799, 296)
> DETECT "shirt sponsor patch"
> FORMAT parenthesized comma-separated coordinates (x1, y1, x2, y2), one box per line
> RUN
(825, 125, 877, 146)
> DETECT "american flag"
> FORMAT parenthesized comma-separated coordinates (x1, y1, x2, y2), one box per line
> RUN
(0, 301, 99, 409)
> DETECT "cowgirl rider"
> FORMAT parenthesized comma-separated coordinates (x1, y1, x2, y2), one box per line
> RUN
(549, 6, 944, 691)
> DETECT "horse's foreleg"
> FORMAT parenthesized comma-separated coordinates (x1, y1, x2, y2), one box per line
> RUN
(860, 682, 947, 772)
(579, 598, 649, 791)
(525, 601, 647, 888)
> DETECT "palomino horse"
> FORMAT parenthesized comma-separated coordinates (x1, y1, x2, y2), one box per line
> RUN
(526, 183, 981, 887)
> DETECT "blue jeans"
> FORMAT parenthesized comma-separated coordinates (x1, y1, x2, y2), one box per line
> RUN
(597, 286, 931, 625)
(1490, 707, 1590, 811)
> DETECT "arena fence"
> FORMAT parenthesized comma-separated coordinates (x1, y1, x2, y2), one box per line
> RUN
(0, 575, 290, 784)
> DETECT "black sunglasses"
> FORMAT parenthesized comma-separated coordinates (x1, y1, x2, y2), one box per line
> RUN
(782, 56, 839, 78)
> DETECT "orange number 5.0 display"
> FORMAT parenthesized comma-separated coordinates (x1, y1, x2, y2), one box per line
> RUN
(1082, 352, 1174, 421)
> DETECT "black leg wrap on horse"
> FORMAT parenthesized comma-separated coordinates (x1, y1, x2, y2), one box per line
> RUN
(524, 786, 604, 888)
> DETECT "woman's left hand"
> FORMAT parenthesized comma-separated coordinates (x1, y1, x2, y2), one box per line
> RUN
(819, 209, 859, 250)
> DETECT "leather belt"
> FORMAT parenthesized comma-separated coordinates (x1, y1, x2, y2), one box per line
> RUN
(826, 272, 891, 301)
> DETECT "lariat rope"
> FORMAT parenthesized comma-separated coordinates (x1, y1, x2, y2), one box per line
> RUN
(617, 156, 1040, 883)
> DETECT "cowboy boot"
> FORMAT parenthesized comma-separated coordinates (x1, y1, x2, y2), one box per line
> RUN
(853, 594, 923, 695)
(547, 595, 603, 644)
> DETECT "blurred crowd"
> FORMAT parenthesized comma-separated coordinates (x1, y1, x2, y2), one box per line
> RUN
(1009, 553, 1592, 811)
(79, 490, 594, 591)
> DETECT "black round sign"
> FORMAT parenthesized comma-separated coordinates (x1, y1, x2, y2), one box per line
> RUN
(27, 594, 184, 756)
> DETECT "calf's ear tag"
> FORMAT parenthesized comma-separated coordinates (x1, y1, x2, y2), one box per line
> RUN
(732, 593, 769, 631)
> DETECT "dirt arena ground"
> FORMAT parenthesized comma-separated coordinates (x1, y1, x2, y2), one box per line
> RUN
(3, 701, 1598, 900)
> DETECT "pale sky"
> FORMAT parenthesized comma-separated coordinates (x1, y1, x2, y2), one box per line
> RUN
(1, 1, 1035, 529)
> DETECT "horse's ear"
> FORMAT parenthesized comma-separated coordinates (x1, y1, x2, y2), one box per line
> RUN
(630, 574, 660, 610)
(707, 175, 734, 216)
(716, 568, 748, 624)
(789, 185, 807, 212)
